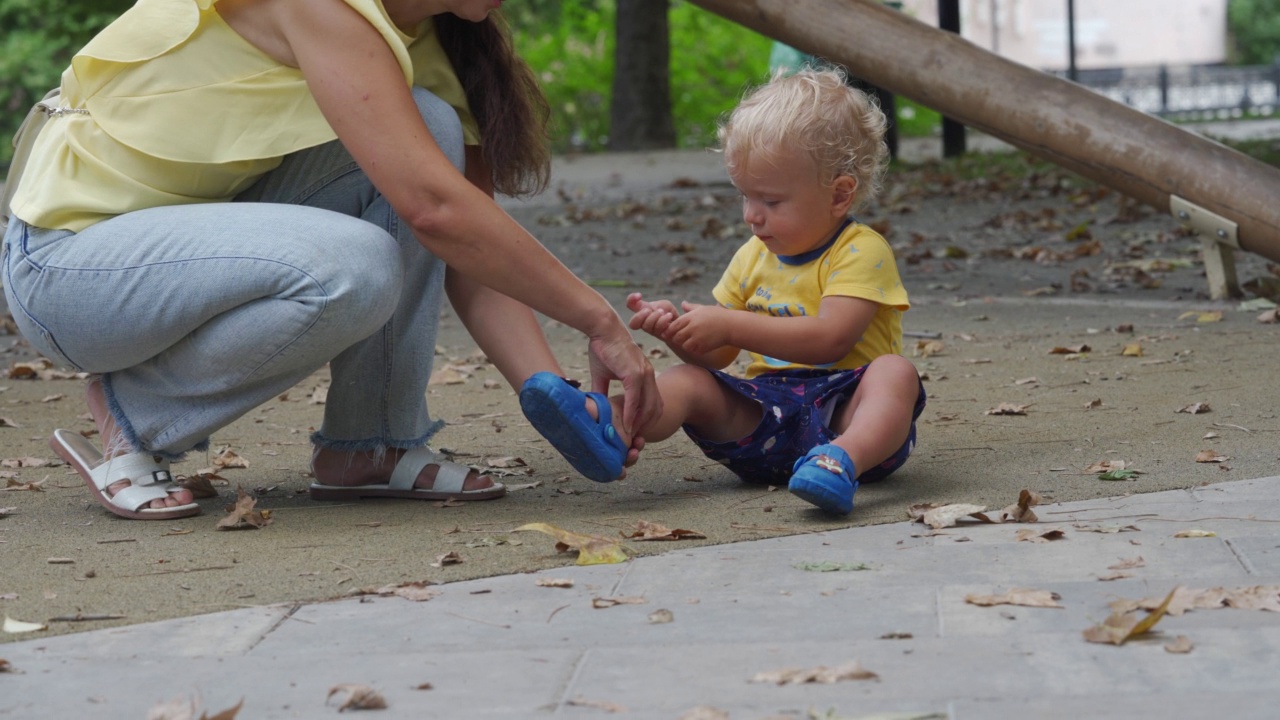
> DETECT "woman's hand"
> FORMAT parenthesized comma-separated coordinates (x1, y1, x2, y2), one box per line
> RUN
(586, 320, 661, 446)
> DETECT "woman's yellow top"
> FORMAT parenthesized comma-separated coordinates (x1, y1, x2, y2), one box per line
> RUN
(11, 0, 480, 232)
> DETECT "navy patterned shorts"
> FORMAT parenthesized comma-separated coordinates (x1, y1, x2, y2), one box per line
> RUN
(684, 366, 926, 485)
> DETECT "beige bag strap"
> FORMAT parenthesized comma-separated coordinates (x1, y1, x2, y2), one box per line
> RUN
(2, 88, 64, 232)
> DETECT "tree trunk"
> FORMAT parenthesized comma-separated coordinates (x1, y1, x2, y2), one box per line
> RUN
(609, 0, 676, 151)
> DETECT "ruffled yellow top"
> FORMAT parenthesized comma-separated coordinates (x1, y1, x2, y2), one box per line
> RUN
(11, 0, 480, 232)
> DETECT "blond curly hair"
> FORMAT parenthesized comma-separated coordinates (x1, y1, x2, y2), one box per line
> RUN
(718, 67, 889, 211)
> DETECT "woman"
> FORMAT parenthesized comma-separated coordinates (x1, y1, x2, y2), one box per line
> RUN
(2, 0, 660, 520)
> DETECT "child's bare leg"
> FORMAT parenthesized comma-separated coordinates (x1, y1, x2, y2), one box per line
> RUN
(606, 364, 763, 445)
(827, 354, 921, 472)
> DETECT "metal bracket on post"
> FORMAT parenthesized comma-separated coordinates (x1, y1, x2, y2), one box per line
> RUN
(1170, 195, 1241, 300)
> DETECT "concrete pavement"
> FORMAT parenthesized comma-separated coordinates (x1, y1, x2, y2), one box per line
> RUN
(4, 477, 1280, 718)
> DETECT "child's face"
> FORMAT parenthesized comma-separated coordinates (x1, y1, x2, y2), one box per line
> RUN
(729, 150, 856, 257)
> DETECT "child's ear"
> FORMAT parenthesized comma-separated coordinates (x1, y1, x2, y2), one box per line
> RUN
(831, 175, 858, 215)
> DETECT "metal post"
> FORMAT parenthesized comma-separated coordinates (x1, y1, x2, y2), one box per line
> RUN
(937, 0, 966, 158)
(1067, 0, 1078, 82)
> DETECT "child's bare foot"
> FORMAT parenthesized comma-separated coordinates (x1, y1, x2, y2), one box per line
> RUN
(85, 378, 194, 509)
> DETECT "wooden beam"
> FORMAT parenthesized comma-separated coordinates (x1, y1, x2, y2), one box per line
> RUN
(686, 0, 1280, 264)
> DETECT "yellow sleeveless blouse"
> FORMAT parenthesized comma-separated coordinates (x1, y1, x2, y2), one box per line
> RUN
(11, 0, 479, 232)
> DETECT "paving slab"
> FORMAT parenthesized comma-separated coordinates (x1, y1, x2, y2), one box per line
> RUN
(5, 477, 1280, 719)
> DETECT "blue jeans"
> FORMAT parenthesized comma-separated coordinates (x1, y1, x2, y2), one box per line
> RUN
(2, 88, 464, 459)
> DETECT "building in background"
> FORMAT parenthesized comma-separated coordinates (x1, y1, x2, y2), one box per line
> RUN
(898, 0, 1227, 71)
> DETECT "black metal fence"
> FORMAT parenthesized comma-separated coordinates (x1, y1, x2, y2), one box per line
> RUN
(1056, 62, 1280, 120)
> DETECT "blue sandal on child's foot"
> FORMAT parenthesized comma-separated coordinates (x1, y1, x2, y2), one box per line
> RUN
(519, 372, 627, 483)
(788, 443, 858, 515)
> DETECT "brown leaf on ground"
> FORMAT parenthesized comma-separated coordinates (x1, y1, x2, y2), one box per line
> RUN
(1165, 635, 1194, 653)
(215, 487, 272, 530)
(176, 474, 224, 499)
(1173, 529, 1217, 538)
(677, 707, 730, 720)
(515, 522, 630, 565)
(0, 507, 14, 518)
(353, 581, 440, 602)
(908, 503, 992, 529)
(146, 696, 244, 720)
(1110, 586, 1280, 616)
(1178, 310, 1222, 323)
(998, 489, 1041, 522)
(1, 456, 54, 469)
(750, 661, 879, 685)
(592, 596, 647, 608)
(913, 340, 945, 358)
(4, 478, 45, 492)
(211, 447, 249, 470)
(647, 608, 674, 624)
(1084, 459, 1127, 473)
(1049, 344, 1091, 354)
(1108, 556, 1145, 570)
(1258, 308, 1280, 323)
(0, 417, 19, 428)
(1121, 343, 1143, 357)
(1098, 571, 1133, 581)
(1015, 528, 1065, 543)
(1194, 449, 1229, 463)
(535, 578, 574, 588)
(621, 520, 707, 541)
(985, 402, 1030, 416)
(0, 659, 11, 673)
(1083, 586, 1178, 645)
(1176, 402, 1211, 414)
(430, 551, 462, 568)
(567, 697, 627, 713)
(965, 589, 1064, 608)
(327, 684, 388, 711)
(482, 456, 528, 469)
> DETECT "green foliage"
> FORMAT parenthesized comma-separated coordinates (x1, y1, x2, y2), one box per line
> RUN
(510, 0, 772, 152)
(0, 0, 131, 166)
(1228, 0, 1280, 64)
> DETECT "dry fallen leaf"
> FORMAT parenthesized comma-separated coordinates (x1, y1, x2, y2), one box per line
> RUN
(1110, 585, 1280, 616)
(750, 661, 879, 685)
(176, 473, 223, 498)
(2, 616, 47, 634)
(621, 520, 707, 541)
(429, 551, 462, 568)
(913, 340, 945, 358)
(535, 578, 574, 588)
(647, 608, 674, 624)
(1015, 528, 1065, 543)
(327, 684, 387, 712)
(1194, 449, 1229, 463)
(368, 581, 438, 602)
(1097, 571, 1133, 581)
(1178, 310, 1222, 323)
(211, 446, 249, 470)
(1165, 635, 1194, 653)
(1176, 402, 1212, 415)
(567, 697, 627, 713)
(909, 503, 991, 529)
(0, 659, 11, 673)
(965, 588, 1064, 609)
(146, 696, 243, 720)
(1049, 344, 1091, 354)
(985, 402, 1030, 416)
(515, 522, 630, 565)
(677, 707, 730, 720)
(998, 489, 1041, 523)
(216, 487, 272, 530)
(1083, 586, 1178, 645)
(592, 596, 647, 608)
(1084, 460, 1127, 473)
(1109, 556, 1146, 570)
(1173, 529, 1217, 538)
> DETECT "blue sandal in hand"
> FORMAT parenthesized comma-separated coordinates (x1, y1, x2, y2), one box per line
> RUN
(519, 372, 627, 483)
(788, 443, 858, 515)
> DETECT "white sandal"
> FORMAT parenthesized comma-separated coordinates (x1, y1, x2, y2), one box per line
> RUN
(49, 428, 201, 520)
(309, 446, 505, 501)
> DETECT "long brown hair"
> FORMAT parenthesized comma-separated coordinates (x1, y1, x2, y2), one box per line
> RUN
(433, 13, 550, 197)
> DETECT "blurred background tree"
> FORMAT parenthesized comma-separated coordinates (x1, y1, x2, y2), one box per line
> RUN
(1, 0, 133, 166)
(1228, 0, 1280, 64)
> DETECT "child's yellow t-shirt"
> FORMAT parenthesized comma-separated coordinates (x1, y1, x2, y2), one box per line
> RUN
(712, 220, 909, 379)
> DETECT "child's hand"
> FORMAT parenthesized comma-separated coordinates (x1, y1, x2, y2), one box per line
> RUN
(667, 301, 732, 355)
(626, 292, 680, 340)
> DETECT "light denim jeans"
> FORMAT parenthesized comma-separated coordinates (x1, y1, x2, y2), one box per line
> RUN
(2, 88, 464, 459)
